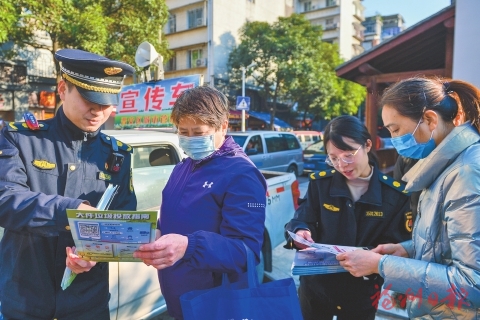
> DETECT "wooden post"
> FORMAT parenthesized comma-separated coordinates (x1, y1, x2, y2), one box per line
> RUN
(444, 17, 455, 78)
(365, 77, 378, 151)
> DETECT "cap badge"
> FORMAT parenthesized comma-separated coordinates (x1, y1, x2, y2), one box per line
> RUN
(104, 67, 123, 75)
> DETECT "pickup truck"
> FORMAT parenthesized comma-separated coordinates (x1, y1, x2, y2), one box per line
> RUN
(0, 129, 300, 320)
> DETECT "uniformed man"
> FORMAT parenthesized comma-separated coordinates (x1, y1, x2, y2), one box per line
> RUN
(0, 49, 137, 320)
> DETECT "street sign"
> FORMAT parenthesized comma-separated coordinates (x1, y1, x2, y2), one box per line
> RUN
(236, 96, 250, 111)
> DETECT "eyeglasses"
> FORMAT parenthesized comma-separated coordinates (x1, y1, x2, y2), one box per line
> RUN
(325, 145, 362, 167)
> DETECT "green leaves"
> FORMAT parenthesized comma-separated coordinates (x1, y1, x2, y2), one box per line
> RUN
(228, 14, 365, 122)
(1, 0, 171, 67)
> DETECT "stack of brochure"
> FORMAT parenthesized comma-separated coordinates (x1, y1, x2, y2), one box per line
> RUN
(287, 231, 362, 276)
(291, 248, 347, 275)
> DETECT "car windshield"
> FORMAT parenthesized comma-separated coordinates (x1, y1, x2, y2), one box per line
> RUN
(230, 135, 248, 147)
(305, 141, 325, 153)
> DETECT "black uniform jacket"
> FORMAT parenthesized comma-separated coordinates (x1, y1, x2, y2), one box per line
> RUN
(0, 108, 137, 319)
(285, 165, 412, 312)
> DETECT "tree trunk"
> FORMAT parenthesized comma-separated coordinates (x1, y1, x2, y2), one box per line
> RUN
(52, 39, 62, 115)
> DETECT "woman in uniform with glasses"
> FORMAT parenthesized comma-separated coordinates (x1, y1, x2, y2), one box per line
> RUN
(285, 115, 412, 320)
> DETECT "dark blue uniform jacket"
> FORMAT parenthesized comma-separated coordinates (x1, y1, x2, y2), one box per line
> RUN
(285, 165, 412, 313)
(0, 108, 136, 319)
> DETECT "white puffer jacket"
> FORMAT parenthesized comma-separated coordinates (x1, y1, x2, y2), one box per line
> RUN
(378, 123, 480, 319)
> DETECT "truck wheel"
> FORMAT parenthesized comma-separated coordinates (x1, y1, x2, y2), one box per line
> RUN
(256, 250, 265, 283)
(287, 165, 298, 177)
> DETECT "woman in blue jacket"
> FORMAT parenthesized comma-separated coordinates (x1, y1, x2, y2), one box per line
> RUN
(134, 86, 267, 319)
(337, 77, 480, 319)
(285, 115, 412, 320)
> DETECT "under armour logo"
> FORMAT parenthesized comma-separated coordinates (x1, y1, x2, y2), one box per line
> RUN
(203, 181, 213, 188)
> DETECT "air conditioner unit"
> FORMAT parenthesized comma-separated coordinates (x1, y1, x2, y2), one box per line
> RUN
(196, 18, 203, 26)
(195, 58, 207, 67)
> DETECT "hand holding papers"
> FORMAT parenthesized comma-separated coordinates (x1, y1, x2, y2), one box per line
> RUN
(61, 184, 157, 290)
(287, 231, 364, 275)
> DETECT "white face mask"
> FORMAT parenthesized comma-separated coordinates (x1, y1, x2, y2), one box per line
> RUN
(178, 134, 216, 160)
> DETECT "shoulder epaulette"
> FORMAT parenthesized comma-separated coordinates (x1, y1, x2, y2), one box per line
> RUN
(7, 121, 49, 131)
(100, 133, 133, 153)
(309, 169, 336, 180)
(378, 172, 410, 195)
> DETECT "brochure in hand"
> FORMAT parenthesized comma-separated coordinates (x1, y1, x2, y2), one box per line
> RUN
(291, 248, 347, 275)
(287, 231, 364, 276)
(61, 184, 156, 290)
(66, 208, 157, 262)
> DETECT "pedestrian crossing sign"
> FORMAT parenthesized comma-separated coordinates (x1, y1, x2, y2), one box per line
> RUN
(236, 96, 250, 111)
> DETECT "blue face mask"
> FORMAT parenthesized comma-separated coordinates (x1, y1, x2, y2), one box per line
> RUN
(178, 134, 216, 160)
(390, 118, 436, 159)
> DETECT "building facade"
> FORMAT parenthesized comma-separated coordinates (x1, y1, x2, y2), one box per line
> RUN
(163, 0, 293, 86)
(295, 0, 365, 61)
(362, 14, 405, 51)
(0, 31, 57, 122)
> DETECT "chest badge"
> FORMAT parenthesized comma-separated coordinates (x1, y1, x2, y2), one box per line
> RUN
(323, 203, 340, 212)
(98, 171, 112, 181)
(32, 159, 56, 170)
(203, 181, 213, 188)
(366, 211, 384, 217)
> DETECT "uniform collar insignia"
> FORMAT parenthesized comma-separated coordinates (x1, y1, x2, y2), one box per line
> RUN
(32, 159, 56, 170)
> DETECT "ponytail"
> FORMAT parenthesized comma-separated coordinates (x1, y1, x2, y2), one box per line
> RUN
(445, 80, 480, 132)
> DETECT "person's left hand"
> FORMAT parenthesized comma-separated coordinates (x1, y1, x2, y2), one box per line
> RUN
(336, 249, 382, 277)
(133, 234, 188, 270)
(66, 246, 97, 274)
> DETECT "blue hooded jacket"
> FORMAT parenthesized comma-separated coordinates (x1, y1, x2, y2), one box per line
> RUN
(157, 136, 267, 319)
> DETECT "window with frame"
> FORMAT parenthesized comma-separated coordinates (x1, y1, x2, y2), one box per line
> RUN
(303, 1, 312, 12)
(188, 8, 204, 29)
(165, 56, 176, 71)
(265, 134, 289, 153)
(246, 135, 264, 154)
(284, 134, 301, 150)
(188, 49, 203, 68)
(168, 14, 176, 33)
(326, 0, 337, 6)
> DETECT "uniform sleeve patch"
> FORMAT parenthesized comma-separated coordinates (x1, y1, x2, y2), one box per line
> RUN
(405, 211, 413, 232)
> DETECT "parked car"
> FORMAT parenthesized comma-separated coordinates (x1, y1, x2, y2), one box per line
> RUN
(302, 140, 329, 173)
(230, 131, 304, 176)
(293, 130, 323, 150)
